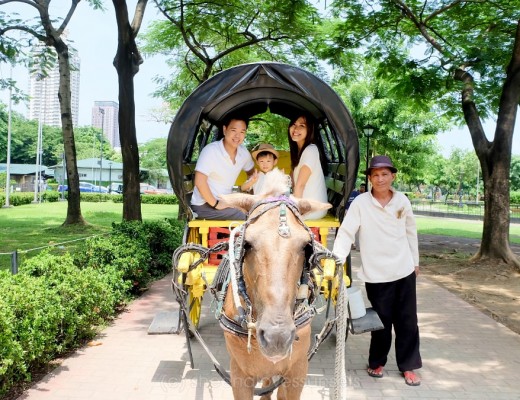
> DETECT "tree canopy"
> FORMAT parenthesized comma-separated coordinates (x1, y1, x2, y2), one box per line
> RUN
(142, 0, 324, 109)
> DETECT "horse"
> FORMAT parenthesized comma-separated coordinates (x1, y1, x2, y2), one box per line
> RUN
(219, 169, 331, 400)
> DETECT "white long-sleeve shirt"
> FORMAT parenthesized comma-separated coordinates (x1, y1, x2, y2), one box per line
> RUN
(332, 188, 419, 283)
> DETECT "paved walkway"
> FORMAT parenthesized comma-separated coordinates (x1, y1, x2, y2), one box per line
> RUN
(17, 240, 520, 400)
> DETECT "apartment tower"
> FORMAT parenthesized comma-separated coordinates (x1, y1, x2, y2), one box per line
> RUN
(92, 101, 120, 150)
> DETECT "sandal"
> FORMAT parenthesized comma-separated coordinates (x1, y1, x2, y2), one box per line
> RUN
(367, 366, 384, 378)
(403, 370, 421, 386)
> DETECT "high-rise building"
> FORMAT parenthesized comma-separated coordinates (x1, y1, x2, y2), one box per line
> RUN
(92, 101, 120, 149)
(28, 49, 80, 127)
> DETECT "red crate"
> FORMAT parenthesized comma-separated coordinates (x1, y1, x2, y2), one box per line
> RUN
(208, 227, 230, 265)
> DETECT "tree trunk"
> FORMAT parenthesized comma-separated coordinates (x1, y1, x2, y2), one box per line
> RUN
(55, 38, 86, 225)
(476, 153, 518, 264)
(112, 0, 146, 221)
(460, 22, 520, 269)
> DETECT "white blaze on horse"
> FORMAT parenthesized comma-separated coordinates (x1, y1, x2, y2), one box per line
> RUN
(220, 169, 331, 400)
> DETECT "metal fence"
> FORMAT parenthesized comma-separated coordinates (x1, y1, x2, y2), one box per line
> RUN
(411, 200, 520, 222)
(0, 234, 108, 275)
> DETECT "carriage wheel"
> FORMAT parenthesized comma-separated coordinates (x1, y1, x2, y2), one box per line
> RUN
(173, 268, 204, 331)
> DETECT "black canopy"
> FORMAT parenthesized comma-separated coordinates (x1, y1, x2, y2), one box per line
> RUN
(167, 62, 359, 219)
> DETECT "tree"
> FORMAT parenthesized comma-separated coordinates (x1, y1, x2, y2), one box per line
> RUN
(329, 0, 520, 267)
(0, 0, 102, 225)
(143, 0, 322, 109)
(139, 137, 168, 186)
(511, 155, 520, 192)
(112, 0, 148, 221)
(331, 60, 445, 188)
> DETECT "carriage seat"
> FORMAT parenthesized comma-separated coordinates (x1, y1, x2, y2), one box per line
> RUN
(184, 150, 345, 264)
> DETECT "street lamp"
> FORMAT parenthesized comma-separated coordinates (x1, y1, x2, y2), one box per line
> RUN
(108, 162, 113, 193)
(60, 152, 66, 201)
(363, 124, 375, 189)
(99, 108, 105, 191)
(33, 74, 44, 204)
(3, 65, 13, 208)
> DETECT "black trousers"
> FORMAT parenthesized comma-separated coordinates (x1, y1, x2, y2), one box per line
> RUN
(365, 271, 422, 372)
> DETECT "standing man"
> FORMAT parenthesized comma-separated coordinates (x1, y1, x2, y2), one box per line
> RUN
(333, 155, 422, 386)
(346, 183, 366, 210)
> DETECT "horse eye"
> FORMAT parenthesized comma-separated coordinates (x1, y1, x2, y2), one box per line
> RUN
(243, 241, 253, 252)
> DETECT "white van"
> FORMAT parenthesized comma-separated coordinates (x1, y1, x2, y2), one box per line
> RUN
(109, 183, 123, 194)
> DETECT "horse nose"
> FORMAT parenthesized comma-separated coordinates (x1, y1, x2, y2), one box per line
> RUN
(257, 323, 296, 358)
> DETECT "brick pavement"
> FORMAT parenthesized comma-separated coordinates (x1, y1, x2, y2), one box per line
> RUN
(17, 251, 520, 400)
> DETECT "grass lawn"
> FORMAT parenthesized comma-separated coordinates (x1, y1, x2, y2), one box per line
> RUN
(2, 202, 519, 271)
(415, 215, 520, 244)
(0, 202, 178, 270)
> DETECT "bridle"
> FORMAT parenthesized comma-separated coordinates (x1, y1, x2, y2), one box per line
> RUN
(171, 194, 344, 397)
(219, 195, 318, 348)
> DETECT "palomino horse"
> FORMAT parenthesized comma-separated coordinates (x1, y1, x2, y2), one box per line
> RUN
(220, 169, 331, 400)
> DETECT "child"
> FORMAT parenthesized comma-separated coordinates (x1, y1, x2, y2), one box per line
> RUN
(241, 143, 279, 194)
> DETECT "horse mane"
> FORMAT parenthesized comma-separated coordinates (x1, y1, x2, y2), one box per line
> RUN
(259, 168, 291, 197)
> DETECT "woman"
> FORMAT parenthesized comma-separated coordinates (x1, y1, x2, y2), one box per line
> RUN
(287, 113, 328, 220)
(190, 115, 255, 220)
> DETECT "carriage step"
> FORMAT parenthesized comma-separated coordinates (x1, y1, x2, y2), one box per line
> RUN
(349, 308, 384, 335)
(148, 311, 180, 334)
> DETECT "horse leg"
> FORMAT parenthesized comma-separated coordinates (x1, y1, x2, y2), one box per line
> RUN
(276, 367, 307, 400)
(229, 358, 255, 400)
(259, 378, 273, 400)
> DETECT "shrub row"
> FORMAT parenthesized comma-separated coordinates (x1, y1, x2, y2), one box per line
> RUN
(0, 192, 179, 205)
(0, 218, 184, 396)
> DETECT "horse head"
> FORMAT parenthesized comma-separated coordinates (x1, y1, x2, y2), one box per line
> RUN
(221, 169, 331, 362)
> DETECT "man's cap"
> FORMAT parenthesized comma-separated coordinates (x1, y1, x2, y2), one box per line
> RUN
(251, 143, 279, 160)
(365, 155, 397, 174)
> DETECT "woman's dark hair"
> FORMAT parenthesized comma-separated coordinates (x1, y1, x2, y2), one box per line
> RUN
(287, 113, 317, 169)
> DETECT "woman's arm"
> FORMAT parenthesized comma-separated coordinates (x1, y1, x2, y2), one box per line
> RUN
(293, 165, 311, 197)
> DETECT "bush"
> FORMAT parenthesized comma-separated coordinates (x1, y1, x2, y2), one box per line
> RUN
(140, 194, 178, 205)
(74, 219, 184, 293)
(42, 191, 61, 203)
(511, 191, 520, 205)
(0, 251, 130, 396)
(0, 218, 184, 396)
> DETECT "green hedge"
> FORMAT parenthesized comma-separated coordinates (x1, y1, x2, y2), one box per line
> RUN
(0, 218, 184, 396)
(0, 193, 179, 205)
(511, 192, 520, 204)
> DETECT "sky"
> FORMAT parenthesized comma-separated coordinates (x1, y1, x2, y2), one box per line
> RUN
(1, 1, 519, 156)
(1, 1, 171, 144)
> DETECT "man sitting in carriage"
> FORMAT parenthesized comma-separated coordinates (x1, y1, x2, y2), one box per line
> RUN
(190, 114, 256, 220)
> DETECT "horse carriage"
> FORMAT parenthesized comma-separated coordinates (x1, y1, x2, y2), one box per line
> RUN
(166, 62, 382, 399)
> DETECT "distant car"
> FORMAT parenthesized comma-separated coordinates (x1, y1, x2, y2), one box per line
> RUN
(140, 183, 168, 195)
(59, 182, 108, 193)
(79, 182, 108, 193)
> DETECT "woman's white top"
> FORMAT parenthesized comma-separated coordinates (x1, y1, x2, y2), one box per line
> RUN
(293, 144, 328, 219)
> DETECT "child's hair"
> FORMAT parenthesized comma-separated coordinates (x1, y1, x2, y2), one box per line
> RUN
(255, 151, 277, 160)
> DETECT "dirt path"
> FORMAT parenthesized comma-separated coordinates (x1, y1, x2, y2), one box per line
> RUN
(418, 234, 520, 335)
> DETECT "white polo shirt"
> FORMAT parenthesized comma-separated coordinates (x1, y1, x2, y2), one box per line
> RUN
(191, 139, 254, 206)
(332, 188, 419, 283)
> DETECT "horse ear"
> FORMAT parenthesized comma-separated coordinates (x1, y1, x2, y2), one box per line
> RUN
(295, 198, 332, 216)
(220, 193, 261, 214)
